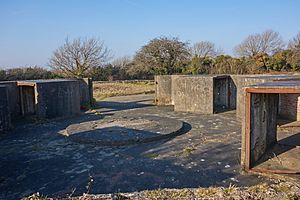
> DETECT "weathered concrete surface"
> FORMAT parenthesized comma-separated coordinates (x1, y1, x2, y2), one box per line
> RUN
(0, 86, 11, 132)
(63, 116, 186, 146)
(78, 78, 94, 109)
(173, 75, 214, 113)
(249, 93, 278, 167)
(154, 75, 173, 105)
(279, 94, 300, 121)
(171, 75, 186, 105)
(173, 75, 232, 114)
(154, 75, 185, 105)
(231, 75, 300, 120)
(17, 79, 81, 119)
(0, 81, 21, 120)
(229, 77, 237, 109)
(0, 94, 279, 200)
(35, 80, 80, 119)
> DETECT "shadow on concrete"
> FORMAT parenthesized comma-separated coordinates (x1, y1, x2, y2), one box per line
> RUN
(95, 99, 153, 113)
(0, 118, 240, 200)
(67, 122, 191, 146)
(214, 106, 236, 114)
(277, 118, 298, 127)
(54, 133, 239, 198)
(253, 133, 300, 170)
(278, 132, 300, 147)
(0, 112, 113, 142)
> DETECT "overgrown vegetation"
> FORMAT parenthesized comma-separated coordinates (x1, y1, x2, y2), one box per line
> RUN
(0, 66, 59, 81)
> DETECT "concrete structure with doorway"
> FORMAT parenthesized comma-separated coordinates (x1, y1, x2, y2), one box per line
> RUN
(173, 75, 235, 114)
(0, 78, 95, 133)
(17, 79, 81, 119)
(241, 81, 300, 173)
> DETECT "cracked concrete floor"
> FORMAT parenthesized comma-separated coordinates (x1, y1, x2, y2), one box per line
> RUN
(0, 94, 294, 199)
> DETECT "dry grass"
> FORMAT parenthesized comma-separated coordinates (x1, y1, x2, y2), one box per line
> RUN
(23, 181, 300, 200)
(93, 80, 155, 100)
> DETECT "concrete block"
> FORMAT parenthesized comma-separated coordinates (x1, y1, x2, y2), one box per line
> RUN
(0, 81, 21, 120)
(17, 79, 81, 119)
(154, 75, 173, 105)
(0, 86, 11, 132)
(78, 78, 94, 109)
(173, 75, 232, 114)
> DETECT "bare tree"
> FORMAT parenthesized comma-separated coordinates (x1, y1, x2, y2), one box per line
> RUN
(234, 30, 284, 57)
(286, 32, 300, 70)
(111, 56, 132, 68)
(288, 32, 300, 49)
(189, 41, 221, 58)
(49, 37, 111, 78)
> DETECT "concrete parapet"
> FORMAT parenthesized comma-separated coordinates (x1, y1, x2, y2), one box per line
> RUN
(0, 86, 11, 132)
(0, 81, 21, 120)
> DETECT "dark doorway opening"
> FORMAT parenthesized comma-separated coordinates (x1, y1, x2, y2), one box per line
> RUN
(213, 77, 233, 113)
(20, 86, 36, 116)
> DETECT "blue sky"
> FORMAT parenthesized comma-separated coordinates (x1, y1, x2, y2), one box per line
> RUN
(0, 0, 300, 68)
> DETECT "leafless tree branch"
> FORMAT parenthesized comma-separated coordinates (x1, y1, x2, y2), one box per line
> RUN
(49, 37, 112, 78)
(234, 30, 284, 57)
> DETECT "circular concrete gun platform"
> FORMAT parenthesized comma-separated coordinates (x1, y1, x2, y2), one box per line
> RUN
(61, 116, 186, 146)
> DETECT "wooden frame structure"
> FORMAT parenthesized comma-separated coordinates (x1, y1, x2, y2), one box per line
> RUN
(244, 86, 300, 174)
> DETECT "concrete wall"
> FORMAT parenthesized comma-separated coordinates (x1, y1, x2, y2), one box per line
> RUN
(173, 75, 233, 114)
(78, 78, 94, 109)
(154, 75, 173, 105)
(231, 75, 300, 120)
(173, 76, 214, 113)
(241, 92, 278, 168)
(278, 94, 300, 121)
(229, 77, 237, 109)
(35, 81, 80, 119)
(0, 81, 21, 120)
(231, 75, 264, 120)
(171, 75, 184, 105)
(0, 86, 11, 132)
(238, 77, 267, 120)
